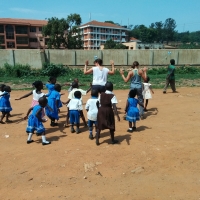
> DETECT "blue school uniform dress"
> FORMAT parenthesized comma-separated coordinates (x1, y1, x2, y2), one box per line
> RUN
(45, 83, 62, 108)
(0, 92, 12, 113)
(126, 97, 140, 122)
(45, 90, 60, 120)
(26, 105, 45, 134)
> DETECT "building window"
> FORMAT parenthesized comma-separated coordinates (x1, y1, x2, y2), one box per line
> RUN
(6, 25, 14, 39)
(39, 37, 43, 42)
(39, 27, 42, 32)
(7, 42, 15, 48)
(30, 27, 36, 32)
(0, 35, 5, 44)
(15, 26, 28, 34)
(16, 37, 29, 44)
(0, 25, 4, 33)
(29, 38, 38, 43)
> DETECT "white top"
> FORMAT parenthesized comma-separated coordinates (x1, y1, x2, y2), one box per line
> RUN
(68, 88, 87, 100)
(0, 91, 3, 98)
(142, 83, 152, 99)
(105, 90, 118, 104)
(67, 98, 83, 111)
(92, 67, 109, 86)
(85, 98, 99, 121)
(33, 90, 45, 101)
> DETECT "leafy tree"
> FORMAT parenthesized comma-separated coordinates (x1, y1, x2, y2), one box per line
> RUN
(42, 14, 82, 49)
(104, 39, 126, 49)
(104, 21, 115, 24)
(163, 18, 177, 44)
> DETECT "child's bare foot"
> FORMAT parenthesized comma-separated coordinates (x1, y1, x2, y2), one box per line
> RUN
(0, 121, 5, 124)
(5, 120, 12, 123)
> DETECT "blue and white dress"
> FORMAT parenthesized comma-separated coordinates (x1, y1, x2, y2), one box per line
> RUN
(26, 105, 45, 134)
(46, 83, 62, 108)
(0, 92, 12, 113)
(126, 97, 140, 122)
(45, 90, 60, 120)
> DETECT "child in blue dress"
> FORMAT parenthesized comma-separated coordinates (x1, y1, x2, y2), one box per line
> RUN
(67, 91, 83, 134)
(45, 84, 61, 126)
(24, 96, 51, 145)
(125, 89, 144, 132)
(46, 76, 66, 112)
(0, 86, 12, 124)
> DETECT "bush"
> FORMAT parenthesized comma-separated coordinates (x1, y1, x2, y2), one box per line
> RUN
(41, 63, 69, 77)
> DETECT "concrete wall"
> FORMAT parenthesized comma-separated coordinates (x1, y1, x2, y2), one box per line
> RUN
(0, 49, 200, 68)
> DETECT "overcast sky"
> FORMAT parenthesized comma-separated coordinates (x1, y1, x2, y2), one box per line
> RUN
(1, 0, 200, 32)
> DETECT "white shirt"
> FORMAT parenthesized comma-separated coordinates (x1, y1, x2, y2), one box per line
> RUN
(85, 97, 99, 121)
(105, 90, 118, 104)
(67, 98, 83, 111)
(68, 88, 87, 100)
(92, 67, 109, 86)
(33, 90, 45, 101)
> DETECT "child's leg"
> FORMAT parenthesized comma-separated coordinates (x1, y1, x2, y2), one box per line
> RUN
(50, 117, 58, 126)
(41, 132, 51, 145)
(133, 122, 136, 130)
(110, 130, 118, 144)
(65, 108, 70, 126)
(0, 112, 6, 123)
(70, 123, 75, 133)
(88, 120, 94, 139)
(144, 99, 148, 111)
(79, 111, 87, 127)
(27, 132, 34, 144)
(5, 112, 12, 122)
(75, 123, 80, 134)
(96, 129, 101, 145)
(127, 121, 133, 132)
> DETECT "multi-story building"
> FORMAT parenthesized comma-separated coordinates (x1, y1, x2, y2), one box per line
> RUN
(0, 18, 47, 49)
(79, 20, 129, 50)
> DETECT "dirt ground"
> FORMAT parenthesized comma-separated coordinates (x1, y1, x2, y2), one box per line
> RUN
(1, 87, 200, 200)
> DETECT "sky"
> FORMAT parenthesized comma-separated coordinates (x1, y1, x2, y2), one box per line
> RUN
(0, 0, 200, 32)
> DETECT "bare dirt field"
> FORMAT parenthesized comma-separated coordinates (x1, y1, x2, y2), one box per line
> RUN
(1, 87, 200, 200)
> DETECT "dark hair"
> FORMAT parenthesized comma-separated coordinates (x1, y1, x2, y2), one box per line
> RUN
(3, 86, 11, 92)
(170, 59, 175, 65)
(105, 81, 113, 91)
(131, 61, 139, 69)
(49, 76, 56, 83)
(32, 81, 43, 89)
(146, 76, 150, 82)
(72, 81, 78, 88)
(91, 89, 98, 97)
(96, 58, 103, 66)
(38, 96, 48, 106)
(74, 91, 82, 99)
(129, 89, 137, 98)
(0, 84, 6, 91)
(54, 84, 61, 92)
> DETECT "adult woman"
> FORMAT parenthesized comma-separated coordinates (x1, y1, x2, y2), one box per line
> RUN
(84, 58, 115, 94)
(120, 61, 147, 117)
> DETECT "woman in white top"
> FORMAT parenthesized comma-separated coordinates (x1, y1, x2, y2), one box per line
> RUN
(84, 58, 115, 94)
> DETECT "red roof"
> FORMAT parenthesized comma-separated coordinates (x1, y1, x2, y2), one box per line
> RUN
(0, 18, 47, 26)
(80, 20, 125, 29)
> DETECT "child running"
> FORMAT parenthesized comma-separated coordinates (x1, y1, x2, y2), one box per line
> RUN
(96, 82, 120, 146)
(85, 89, 99, 140)
(125, 89, 144, 132)
(142, 76, 154, 111)
(24, 96, 51, 145)
(67, 91, 83, 134)
(0, 85, 12, 123)
(45, 84, 61, 127)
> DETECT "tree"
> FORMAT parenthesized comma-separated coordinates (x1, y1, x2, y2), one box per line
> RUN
(104, 39, 126, 49)
(42, 14, 83, 49)
(104, 21, 115, 24)
(163, 18, 177, 44)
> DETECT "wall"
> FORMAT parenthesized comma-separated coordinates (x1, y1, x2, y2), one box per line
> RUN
(0, 49, 200, 68)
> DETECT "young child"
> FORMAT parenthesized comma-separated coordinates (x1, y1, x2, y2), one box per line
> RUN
(0, 84, 6, 96)
(45, 76, 63, 111)
(85, 89, 99, 140)
(125, 89, 144, 132)
(45, 84, 61, 127)
(24, 96, 51, 145)
(63, 81, 91, 127)
(96, 82, 120, 146)
(67, 91, 83, 134)
(0, 85, 12, 123)
(142, 76, 154, 112)
(66, 78, 85, 93)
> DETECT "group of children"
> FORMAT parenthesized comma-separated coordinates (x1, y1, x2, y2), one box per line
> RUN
(0, 74, 154, 146)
